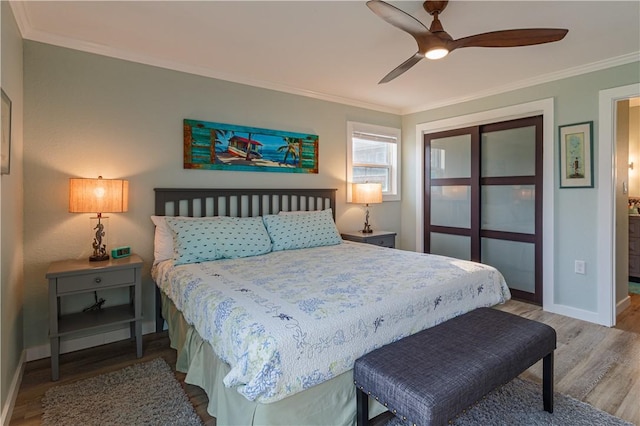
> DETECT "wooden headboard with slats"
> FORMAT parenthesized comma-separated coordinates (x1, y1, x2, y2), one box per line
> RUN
(154, 188, 336, 219)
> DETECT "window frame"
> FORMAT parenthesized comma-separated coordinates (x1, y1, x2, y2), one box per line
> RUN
(347, 121, 401, 202)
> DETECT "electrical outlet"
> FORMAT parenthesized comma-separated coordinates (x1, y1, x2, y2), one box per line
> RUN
(575, 260, 586, 275)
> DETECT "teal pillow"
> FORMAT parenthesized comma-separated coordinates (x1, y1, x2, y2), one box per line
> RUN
(263, 209, 342, 251)
(165, 216, 272, 265)
(165, 217, 222, 265)
(211, 216, 272, 259)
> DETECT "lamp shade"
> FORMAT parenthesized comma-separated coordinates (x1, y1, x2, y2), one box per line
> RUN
(69, 177, 129, 213)
(352, 183, 383, 205)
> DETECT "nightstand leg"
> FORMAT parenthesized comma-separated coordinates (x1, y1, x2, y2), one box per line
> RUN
(134, 269, 143, 357)
(135, 320, 142, 358)
(50, 336, 60, 381)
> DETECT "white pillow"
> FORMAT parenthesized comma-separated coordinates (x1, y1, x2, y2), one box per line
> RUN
(165, 216, 272, 265)
(263, 209, 341, 251)
(151, 216, 176, 265)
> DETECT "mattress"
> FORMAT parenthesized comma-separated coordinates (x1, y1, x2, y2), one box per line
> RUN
(153, 241, 511, 405)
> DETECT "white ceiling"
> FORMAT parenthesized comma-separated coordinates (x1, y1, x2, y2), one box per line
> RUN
(10, 1, 640, 114)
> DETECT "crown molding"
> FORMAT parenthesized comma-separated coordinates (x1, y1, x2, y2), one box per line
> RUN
(8, 1, 31, 38)
(16, 22, 401, 115)
(401, 52, 640, 115)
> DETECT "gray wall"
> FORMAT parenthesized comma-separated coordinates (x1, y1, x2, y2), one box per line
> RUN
(401, 62, 640, 313)
(1, 1, 25, 419)
(22, 41, 401, 352)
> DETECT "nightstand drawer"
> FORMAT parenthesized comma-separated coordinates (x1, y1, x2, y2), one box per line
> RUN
(369, 235, 395, 248)
(56, 269, 135, 294)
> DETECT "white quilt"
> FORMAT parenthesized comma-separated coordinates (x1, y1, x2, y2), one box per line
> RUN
(153, 241, 510, 403)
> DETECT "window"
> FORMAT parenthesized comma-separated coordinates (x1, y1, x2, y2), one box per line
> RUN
(347, 121, 401, 202)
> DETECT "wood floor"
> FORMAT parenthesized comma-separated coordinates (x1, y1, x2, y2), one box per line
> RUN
(9, 297, 640, 426)
(617, 292, 640, 334)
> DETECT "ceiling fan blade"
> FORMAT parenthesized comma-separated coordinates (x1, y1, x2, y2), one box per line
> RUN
(451, 28, 568, 50)
(379, 52, 423, 84)
(367, 0, 430, 39)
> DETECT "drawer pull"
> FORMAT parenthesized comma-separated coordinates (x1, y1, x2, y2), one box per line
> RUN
(94, 277, 102, 284)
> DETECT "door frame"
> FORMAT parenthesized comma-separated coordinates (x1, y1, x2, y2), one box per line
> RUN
(415, 98, 555, 310)
(597, 83, 640, 327)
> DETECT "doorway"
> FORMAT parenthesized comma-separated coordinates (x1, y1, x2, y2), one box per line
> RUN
(597, 84, 640, 327)
(618, 97, 640, 321)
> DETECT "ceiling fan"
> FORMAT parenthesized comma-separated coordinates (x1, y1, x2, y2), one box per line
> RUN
(367, 0, 568, 83)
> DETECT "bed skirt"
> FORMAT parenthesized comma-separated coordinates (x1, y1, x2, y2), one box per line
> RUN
(162, 292, 386, 425)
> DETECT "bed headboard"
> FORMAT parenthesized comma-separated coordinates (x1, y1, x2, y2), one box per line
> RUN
(153, 187, 337, 332)
(154, 188, 337, 219)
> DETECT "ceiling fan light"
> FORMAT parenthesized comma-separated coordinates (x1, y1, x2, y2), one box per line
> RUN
(425, 47, 449, 60)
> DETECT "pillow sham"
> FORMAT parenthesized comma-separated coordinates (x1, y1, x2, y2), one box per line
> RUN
(165, 216, 272, 265)
(263, 209, 341, 251)
(151, 216, 203, 265)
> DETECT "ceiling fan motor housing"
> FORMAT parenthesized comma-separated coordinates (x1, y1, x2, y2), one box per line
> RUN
(423, 1, 448, 16)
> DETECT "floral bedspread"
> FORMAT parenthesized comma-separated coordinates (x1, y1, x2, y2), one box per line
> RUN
(152, 242, 510, 403)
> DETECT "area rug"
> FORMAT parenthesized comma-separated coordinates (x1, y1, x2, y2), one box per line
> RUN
(629, 281, 640, 295)
(41, 357, 202, 426)
(385, 377, 634, 426)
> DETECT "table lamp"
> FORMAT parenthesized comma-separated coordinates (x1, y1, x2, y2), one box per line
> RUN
(69, 176, 129, 261)
(352, 182, 383, 233)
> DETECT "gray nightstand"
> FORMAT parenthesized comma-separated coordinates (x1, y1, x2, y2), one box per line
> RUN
(341, 231, 396, 248)
(46, 254, 143, 380)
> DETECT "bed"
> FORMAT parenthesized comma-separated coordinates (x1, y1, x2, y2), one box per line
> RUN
(151, 187, 511, 425)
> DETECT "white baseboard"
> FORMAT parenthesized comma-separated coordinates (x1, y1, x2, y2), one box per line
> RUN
(616, 295, 631, 316)
(1, 350, 26, 426)
(26, 320, 156, 362)
(544, 302, 603, 325)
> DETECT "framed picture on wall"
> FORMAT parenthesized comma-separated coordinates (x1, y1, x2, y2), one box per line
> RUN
(1, 88, 11, 175)
(559, 121, 593, 188)
(183, 119, 319, 174)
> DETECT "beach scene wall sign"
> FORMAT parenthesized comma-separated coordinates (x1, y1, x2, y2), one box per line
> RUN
(184, 119, 319, 174)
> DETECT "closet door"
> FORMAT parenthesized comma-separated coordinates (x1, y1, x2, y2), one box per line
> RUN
(424, 116, 543, 304)
(479, 117, 542, 304)
(424, 126, 479, 261)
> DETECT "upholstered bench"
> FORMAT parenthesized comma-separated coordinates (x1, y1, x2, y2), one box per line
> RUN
(353, 307, 556, 426)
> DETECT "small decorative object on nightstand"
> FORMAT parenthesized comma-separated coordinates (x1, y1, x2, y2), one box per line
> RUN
(341, 230, 396, 248)
(46, 254, 143, 381)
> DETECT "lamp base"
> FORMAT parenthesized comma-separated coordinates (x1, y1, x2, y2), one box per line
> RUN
(89, 254, 110, 262)
(361, 208, 373, 233)
(89, 215, 109, 262)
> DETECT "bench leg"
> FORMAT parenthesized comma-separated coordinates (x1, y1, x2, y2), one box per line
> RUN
(543, 351, 554, 413)
(356, 388, 369, 426)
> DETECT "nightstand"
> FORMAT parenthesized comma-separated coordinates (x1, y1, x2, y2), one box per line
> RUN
(341, 230, 396, 248)
(46, 254, 143, 380)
